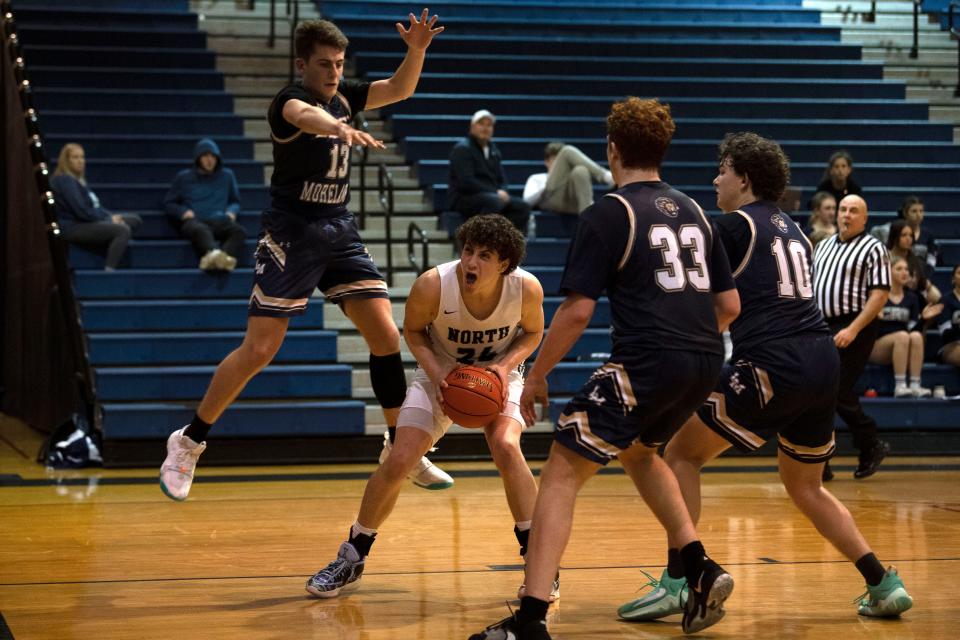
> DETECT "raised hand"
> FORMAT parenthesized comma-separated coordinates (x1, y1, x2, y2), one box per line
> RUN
(396, 8, 444, 51)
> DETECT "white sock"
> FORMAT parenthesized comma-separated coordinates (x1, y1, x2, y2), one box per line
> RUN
(351, 521, 378, 538)
(894, 375, 907, 386)
(909, 378, 923, 389)
(515, 520, 532, 532)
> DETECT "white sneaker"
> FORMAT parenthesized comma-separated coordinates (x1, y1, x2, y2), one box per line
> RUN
(198, 249, 221, 271)
(379, 431, 454, 490)
(893, 384, 913, 398)
(215, 251, 237, 271)
(159, 427, 206, 501)
(911, 385, 932, 398)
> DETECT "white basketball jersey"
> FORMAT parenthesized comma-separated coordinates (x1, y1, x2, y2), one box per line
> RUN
(427, 260, 527, 366)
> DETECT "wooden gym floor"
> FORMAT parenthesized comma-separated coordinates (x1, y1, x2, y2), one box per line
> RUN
(1, 416, 958, 639)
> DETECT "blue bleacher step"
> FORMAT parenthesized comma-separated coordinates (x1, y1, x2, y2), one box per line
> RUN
(45, 134, 253, 161)
(858, 363, 960, 397)
(534, 328, 611, 361)
(544, 296, 610, 327)
(42, 111, 241, 135)
(71, 240, 261, 271)
(24, 46, 216, 69)
(101, 400, 366, 439)
(73, 183, 268, 211)
(543, 396, 960, 430)
(15, 0, 189, 12)
(13, 7, 198, 30)
(80, 299, 324, 331)
(346, 32, 860, 60)
(121, 211, 261, 240)
(35, 88, 235, 116)
(95, 364, 352, 401)
(88, 330, 337, 366)
(75, 269, 255, 299)
(18, 26, 207, 49)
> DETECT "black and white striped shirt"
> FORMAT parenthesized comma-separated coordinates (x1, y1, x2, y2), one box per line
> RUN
(813, 231, 890, 319)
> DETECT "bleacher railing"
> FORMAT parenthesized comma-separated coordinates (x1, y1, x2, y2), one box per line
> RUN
(1, 2, 99, 432)
(377, 162, 394, 286)
(949, 1, 960, 94)
(912, 0, 921, 59)
(407, 222, 429, 275)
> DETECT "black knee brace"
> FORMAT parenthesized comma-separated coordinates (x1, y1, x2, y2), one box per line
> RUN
(369, 352, 407, 409)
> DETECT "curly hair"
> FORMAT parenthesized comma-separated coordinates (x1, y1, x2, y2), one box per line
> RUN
(718, 132, 790, 202)
(455, 214, 526, 274)
(606, 97, 675, 169)
(294, 20, 349, 59)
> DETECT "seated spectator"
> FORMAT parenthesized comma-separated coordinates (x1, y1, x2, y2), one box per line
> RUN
(50, 143, 142, 271)
(447, 109, 530, 233)
(887, 219, 941, 304)
(805, 190, 837, 248)
(938, 265, 960, 367)
(163, 138, 245, 271)
(870, 256, 941, 397)
(900, 195, 938, 269)
(814, 150, 861, 205)
(522, 141, 614, 214)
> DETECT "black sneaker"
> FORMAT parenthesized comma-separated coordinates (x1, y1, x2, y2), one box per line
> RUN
(682, 560, 734, 634)
(853, 440, 890, 479)
(822, 460, 834, 482)
(468, 612, 551, 640)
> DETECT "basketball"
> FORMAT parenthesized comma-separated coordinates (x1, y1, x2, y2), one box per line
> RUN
(442, 366, 504, 428)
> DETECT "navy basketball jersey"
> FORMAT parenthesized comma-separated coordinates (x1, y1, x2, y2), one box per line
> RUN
(266, 79, 370, 218)
(717, 201, 828, 358)
(560, 181, 735, 357)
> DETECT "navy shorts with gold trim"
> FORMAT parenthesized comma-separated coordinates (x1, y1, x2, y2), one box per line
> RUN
(248, 209, 388, 316)
(554, 350, 722, 465)
(696, 333, 839, 463)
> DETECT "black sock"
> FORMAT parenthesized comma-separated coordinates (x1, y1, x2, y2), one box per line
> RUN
(667, 548, 684, 579)
(517, 596, 549, 626)
(348, 528, 377, 559)
(855, 552, 887, 586)
(680, 540, 708, 586)
(183, 414, 212, 443)
(515, 526, 530, 557)
(388, 426, 396, 443)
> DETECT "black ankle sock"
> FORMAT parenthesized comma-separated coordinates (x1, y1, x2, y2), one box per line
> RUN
(183, 415, 212, 443)
(855, 552, 887, 586)
(680, 541, 708, 585)
(517, 596, 549, 626)
(387, 426, 397, 443)
(348, 529, 377, 559)
(667, 548, 684, 579)
(515, 526, 530, 557)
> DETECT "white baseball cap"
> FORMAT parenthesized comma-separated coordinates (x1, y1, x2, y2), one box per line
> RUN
(470, 109, 496, 125)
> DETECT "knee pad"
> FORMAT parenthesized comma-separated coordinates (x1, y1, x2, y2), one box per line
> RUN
(370, 352, 407, 409)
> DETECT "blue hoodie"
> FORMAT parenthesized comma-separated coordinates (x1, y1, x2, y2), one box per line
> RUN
(163, 138, 242, 221)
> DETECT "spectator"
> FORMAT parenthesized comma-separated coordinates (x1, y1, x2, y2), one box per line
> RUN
(522, 141, 614, 214)
(900, 195, 938, 269)
(447, 109, 530, 233)
(814, 150, 861, 206)
(869, 256, 941, 397)
(805, 190, 837, 248)
(887, 219, 940, 304)
(50, 143, 142, 271)
(163, 138, 246, 271)
(938, 265, 960, 367)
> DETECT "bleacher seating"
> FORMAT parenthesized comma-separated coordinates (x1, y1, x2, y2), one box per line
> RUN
(16, 0, 365, 451)
(14, 0, 960, 455)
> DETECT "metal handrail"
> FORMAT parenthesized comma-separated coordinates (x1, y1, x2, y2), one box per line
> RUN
(2, 2, 99, 433)
(287, 0, 299, 84)
(911, 0, 921, 59)
(267, 0, 299, 56)
(949, 1, 960, 95)
(353, 112, 370, 229)
(407, 222, 430, 274)
(378, 162, 395, 286)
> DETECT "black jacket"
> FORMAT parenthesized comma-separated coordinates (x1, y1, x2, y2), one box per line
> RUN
(447, 135, 508, 207)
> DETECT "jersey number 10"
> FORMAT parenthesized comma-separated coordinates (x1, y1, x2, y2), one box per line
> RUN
(771, 237, 813, 299)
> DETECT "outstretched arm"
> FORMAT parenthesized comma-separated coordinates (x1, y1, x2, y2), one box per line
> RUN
(366, 9, 444, 109)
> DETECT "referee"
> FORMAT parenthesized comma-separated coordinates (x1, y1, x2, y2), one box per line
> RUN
(813, 194, 891, 480)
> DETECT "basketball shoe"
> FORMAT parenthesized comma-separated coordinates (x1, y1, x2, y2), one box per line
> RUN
(306, 541, 365, 598)
(468, 612, 551, 640)
(617, 568, 688, 621)
(379, 430, 454, 490)
(856, 567, 913, 617)
(682, 559, 734, 634)
(159, 427, 206, 501)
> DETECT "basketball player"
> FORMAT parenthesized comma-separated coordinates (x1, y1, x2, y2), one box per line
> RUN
(159, 12, 454, 500)
(617, 133, 912, 623)
(305, 214, 549, 599)
(471, 98, 741, 640)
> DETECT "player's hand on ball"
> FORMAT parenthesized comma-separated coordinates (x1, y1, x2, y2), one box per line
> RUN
(520, 375, 548, 427)
(484, 363, 510, 404)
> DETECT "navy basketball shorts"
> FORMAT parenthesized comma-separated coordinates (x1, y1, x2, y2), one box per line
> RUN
(696, 333, 840, 463)
(248, 209, 388, 317)
(554, 350, 722, 465)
